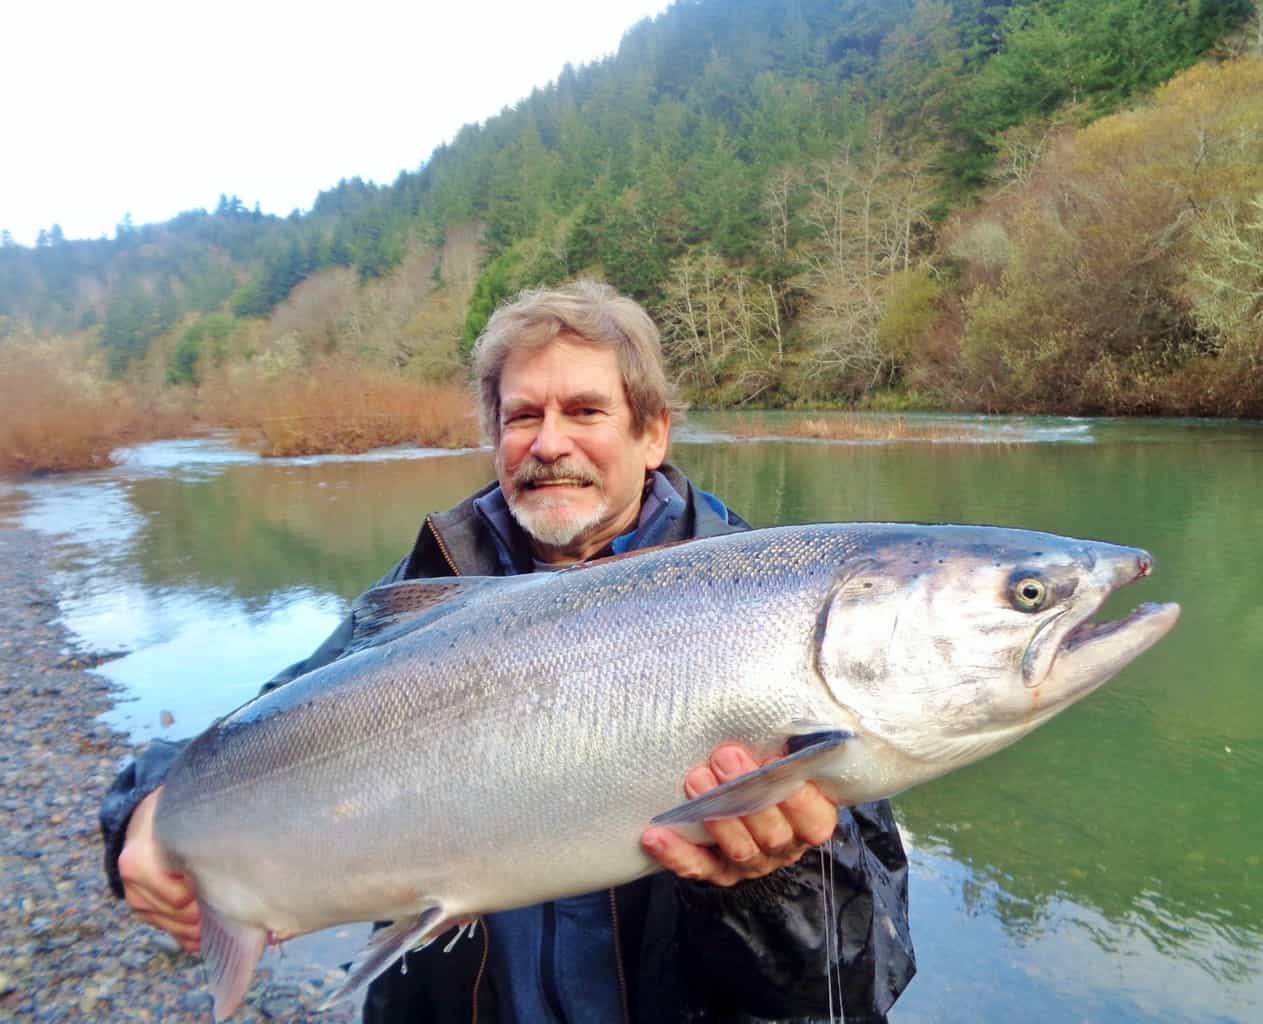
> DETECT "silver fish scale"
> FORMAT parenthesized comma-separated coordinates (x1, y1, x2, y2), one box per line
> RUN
(157, 525, 878, 927)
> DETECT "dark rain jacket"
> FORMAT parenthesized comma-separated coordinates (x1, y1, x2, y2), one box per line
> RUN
(100, 464, 916, 1023)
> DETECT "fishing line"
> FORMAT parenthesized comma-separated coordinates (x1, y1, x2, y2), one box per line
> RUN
(822, 840, 846, 1023)
(819, 846, 836, 1024)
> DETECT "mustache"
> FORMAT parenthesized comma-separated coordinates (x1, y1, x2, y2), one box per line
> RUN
(512, 460, 602, 490)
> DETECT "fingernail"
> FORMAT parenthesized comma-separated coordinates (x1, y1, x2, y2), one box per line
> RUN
(713, 746, 745, 779)
(685, 765, 715, 798)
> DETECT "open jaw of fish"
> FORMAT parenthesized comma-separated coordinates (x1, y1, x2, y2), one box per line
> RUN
(152, 523, 1180, 1020)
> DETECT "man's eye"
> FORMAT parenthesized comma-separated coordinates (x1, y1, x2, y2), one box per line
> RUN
(575, 408, 604, 418)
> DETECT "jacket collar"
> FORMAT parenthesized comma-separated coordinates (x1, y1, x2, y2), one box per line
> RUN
(423, 463, 746, 577)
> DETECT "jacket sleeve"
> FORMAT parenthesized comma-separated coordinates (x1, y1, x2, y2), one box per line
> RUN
(100, 738, 189, 898)
(674, 799, 915, 1021)
(98, 557, 412, 896)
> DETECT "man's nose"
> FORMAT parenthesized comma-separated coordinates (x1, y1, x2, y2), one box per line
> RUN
(529, 411, 573, 462)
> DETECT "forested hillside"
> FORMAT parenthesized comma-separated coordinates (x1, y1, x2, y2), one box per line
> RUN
(3, 0, 1261, 441)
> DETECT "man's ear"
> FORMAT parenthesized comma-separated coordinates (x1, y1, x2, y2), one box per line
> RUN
(642, 409, 671, 470)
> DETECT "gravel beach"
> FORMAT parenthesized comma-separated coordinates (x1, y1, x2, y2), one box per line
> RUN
(0, 521, 360, 1023)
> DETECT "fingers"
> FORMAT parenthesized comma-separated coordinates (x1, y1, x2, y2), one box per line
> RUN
(646, 743, 840, 888)
(122, 861, 202, 951)
(126, 873, 200, 919)
(641, 826, 733, 885)
(119, 788, 202, 952)
(134, 905, 202, 952)
(777, 780, 840, 849)
(125, 864, 197, 913)
(704, 747, 799, 857)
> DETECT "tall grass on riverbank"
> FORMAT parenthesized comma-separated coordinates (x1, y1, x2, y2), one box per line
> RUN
(0, 341, 190, 475)
(200, 359, 481, 457)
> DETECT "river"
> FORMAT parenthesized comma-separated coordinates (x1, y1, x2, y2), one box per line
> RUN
(3, 413, 1259, 1022)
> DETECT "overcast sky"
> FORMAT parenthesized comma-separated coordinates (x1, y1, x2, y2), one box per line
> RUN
(1, 0, 671, 246)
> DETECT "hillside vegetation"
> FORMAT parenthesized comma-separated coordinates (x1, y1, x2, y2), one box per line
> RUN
(2, 0, 1261, 472)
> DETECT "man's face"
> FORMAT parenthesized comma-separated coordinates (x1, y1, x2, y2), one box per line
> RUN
(495, 333, 669, 564)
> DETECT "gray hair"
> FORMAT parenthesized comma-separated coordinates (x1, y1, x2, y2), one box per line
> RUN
(471, 280, 676, 443)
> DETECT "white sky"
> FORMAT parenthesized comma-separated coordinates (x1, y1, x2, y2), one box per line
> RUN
(1, 0, 671, 245)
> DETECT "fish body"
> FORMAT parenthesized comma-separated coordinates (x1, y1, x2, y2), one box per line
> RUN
(154, 523, 1179, 1018)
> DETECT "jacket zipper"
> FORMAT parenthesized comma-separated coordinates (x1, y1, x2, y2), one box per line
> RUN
(470, 917, 489, 1023)
(426, 515, 462, 576)
(609, 888, 630, 1024)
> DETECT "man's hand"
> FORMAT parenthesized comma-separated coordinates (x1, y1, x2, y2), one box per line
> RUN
(640, 744, 838, 888)
(117, 787, 201, 952)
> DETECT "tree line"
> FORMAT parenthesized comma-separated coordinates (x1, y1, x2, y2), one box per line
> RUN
(1, 0, 1259, 417)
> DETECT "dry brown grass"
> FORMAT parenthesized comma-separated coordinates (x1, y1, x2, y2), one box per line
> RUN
(205, 358, 481, 457)
(733, 414, 971, 442)
(0, 341, 152, 476)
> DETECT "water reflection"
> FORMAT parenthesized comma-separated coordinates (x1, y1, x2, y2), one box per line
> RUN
(899, 839, 1262, 1022)
(7, 421, 1261, 1020)
(14, 442, 494, 740)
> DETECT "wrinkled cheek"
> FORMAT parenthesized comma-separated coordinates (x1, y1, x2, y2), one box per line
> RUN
(496, 437, 529, 475)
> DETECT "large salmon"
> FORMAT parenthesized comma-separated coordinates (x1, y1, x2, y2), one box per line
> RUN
(154, 523, 1180, 1019)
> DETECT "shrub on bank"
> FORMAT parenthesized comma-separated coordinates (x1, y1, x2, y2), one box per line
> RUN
(200, 358, 481, 457)
(0, 341, 139, 475)
(942, 57, 1263, 414)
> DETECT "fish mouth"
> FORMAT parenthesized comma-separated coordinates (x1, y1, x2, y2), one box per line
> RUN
(1049, 599, 1180, 695)
(1061, 602, 1173, 652)
(1060, 552, 1170, 655)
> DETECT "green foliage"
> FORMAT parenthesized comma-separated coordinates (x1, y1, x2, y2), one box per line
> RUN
(461, 250, 522, 356)
(100, 282, 179, 377)
(949, 0, 1255, 187)
(856, 385, 940, 411)
(230, 278, 269, 319)
(167, 314, 236, 386)
(878, 267, 943, 369)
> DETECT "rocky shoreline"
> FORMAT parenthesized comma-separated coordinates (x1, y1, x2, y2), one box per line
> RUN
(0, 522, 358, 1023)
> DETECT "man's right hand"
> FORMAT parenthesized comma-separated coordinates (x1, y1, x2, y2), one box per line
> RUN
(118, 787, 201, 953)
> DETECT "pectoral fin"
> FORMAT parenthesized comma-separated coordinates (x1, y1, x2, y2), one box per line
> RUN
(318, 906, 447, 1010)
(198, 900, 267, 1022)
(651, 730, 852, 827)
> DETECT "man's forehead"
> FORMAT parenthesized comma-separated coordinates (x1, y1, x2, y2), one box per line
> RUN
(500, 385, 618, 410)
(499, 336, 625, 405)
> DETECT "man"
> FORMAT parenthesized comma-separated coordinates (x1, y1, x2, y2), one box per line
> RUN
(101, 281, 915, 1022)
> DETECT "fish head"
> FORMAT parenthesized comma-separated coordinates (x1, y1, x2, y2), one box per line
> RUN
(815, 526, 1180, 774)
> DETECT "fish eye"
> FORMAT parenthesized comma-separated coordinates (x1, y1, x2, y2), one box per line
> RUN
(1012, 576, 1048, 611)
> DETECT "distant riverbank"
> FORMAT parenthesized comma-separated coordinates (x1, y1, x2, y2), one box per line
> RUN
(0, 520, 358, 1023)
(0, 347, 479, 477)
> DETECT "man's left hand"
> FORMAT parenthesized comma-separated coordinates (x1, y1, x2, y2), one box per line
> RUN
(640, 743, 839, 888)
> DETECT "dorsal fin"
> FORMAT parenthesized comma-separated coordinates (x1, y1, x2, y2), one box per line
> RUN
(346, 576, 504, 654)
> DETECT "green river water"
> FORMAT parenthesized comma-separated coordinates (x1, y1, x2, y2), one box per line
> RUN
(5, 413, 1260, 1021)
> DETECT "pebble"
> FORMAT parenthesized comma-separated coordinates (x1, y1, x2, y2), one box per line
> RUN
(0, 524, 358, 1023)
